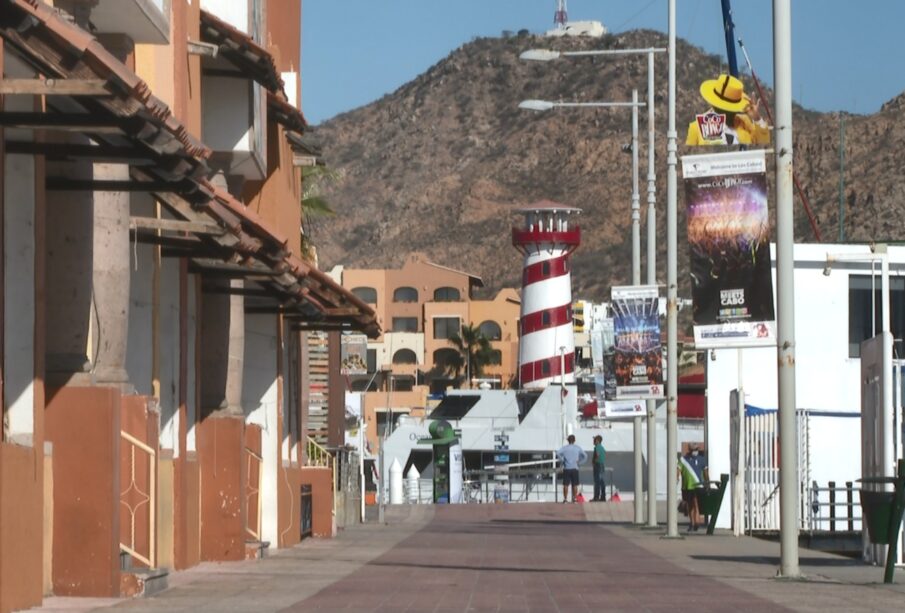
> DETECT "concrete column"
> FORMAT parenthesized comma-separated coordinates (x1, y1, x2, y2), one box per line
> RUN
(90, 161, 131, 384)
(200, 280, 245, 417)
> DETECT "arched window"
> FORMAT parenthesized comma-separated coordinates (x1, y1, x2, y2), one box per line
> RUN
(351, 286, 377, 304)
(478, 320, 502, 341)
(392, 348, 417, 365)
(393, 286, 419, 303)
(433, 286, 460, 302)
(433, 348, 460, 371)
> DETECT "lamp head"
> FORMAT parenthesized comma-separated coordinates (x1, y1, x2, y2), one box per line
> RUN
(518, 99, 555, 112)
(519, 49, 561, 62)
(822, 265, 832, 277)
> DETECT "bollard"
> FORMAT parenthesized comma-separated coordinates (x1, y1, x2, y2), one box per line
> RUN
(389, 458, 404, 505)
(406, 465, 421, 504)
(845, 481, 854, 531)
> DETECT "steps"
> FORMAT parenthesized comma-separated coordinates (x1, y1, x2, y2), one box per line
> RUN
(119, 567, 169, 598)
(245, 539, 271, 560)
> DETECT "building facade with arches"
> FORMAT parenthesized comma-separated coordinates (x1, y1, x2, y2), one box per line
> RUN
(330, 255, 521, 453)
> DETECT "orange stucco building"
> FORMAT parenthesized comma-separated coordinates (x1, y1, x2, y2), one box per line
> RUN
(332, 254, 521, 453)
(0, 1, 376, 610)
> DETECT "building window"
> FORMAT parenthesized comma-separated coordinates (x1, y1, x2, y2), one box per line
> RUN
(393, 286, 419, 303)
(392, 317, 418, 333)
(433, 348, 460, 370)
(478, 320, 502, 341)
(542, 312, 550, 326)
(849, 275, 905, 358)
(433, 317, 460, 339)
(393, 349, 417, 365)
(366, 348, 377, 373)
(488, 350, 502, 365)
(542, 361, 551, 375)
(351, 286, 377, 304)
(433, 286, 460, 302)
(393, 376, 414, 392)
(542, 261, 550, 276)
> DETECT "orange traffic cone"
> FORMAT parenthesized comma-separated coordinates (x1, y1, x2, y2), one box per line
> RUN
(610, 491, 621, 502)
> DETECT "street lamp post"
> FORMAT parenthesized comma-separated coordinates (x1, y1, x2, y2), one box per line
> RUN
(519, 94, 647, 521)
(520, 45, 664, 525)
(665, 0, 680, 539)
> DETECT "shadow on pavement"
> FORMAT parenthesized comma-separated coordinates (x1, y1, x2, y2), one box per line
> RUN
(692, 554, 863, 568)
(489, 519, 633, 526)
(366, 560, 591, 574)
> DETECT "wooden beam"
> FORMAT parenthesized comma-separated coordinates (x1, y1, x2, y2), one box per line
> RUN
(131, 232, 204, 249)
(0, 79, 110, 96)
(0, 111, 130, 133)
(323, 307, 363, 317)
(188, 259, 281, 277)
(47, 178, 188, 192)
(203, 285, 275, 297)
(130, 216, 223, 235)
(4, 140, 154, 163)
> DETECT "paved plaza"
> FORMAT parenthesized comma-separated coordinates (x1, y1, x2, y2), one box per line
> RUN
(35, 503, 905, 613)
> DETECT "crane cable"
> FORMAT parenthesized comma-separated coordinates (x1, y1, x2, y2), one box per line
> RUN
(737, 37, 823, 242)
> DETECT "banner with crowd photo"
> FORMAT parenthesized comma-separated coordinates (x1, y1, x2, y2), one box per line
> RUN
(591, 320, 646, 418)
(611, 286, 664, 400)
(340, 333, 368, 375)
(682, 150, 776, 348)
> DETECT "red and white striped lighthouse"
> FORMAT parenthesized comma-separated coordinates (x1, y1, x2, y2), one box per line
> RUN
(512, 201, 581, 390)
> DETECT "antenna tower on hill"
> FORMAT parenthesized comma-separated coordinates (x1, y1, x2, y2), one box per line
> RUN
(554, 0, 568, 28)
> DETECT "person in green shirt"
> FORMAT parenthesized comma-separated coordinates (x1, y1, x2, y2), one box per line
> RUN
(679, 450, 703, 531)
(592, 435, 607, 502)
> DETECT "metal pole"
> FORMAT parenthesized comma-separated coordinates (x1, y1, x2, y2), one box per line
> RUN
(631, 88, 644, 524)
(838, 116, 845, 242)
(773, 0, 800, 577)
(665, 0, 680, 539)
(646, 50, 658, 528)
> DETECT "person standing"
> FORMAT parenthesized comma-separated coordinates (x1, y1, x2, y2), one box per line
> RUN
(679, 447, 703, 531)
(591, 435, 607, 501)
(556, 434, 588, 503)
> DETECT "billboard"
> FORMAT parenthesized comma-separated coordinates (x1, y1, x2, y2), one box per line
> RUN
(340, 333, 368, 375)
(682, 150, 776, 348)
(611, 285, 664, 400)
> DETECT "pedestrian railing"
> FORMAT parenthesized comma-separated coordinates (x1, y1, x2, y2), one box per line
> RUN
(809, 480, 861, 531)
(244, 446, 263, 540)
(119, 430, 156, 568)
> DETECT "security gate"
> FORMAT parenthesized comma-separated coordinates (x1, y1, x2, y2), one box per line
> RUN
(744, 407, 810, 532)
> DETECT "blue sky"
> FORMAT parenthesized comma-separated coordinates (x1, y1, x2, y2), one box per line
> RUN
(301, 1, 905, 125)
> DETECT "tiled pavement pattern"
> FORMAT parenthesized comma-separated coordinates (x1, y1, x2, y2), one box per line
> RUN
(289, 503, 786, 612)
(33, 502, 905, 613)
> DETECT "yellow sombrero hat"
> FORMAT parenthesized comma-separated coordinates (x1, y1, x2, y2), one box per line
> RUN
(699, 74, 749, 113)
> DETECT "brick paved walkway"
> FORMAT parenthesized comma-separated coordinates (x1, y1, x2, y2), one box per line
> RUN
(34, 502, 905, 613)
(288, 503, 786, 612)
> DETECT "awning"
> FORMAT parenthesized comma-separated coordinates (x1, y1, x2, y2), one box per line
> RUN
(199, 9, 284, 96)
(0, 0, 380, 338)
(0, 0, 209, 179)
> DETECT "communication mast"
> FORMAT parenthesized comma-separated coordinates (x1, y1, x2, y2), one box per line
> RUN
(554, 0, 568, 29)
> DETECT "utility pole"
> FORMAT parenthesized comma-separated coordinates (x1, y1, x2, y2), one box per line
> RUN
(838, 115, 845, 242)
(665, 0, 680, 539)
(773, 0, 800, 578)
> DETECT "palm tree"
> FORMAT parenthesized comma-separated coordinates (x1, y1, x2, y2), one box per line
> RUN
(447, 324, 494, 387)
(300, 166, 342, 260)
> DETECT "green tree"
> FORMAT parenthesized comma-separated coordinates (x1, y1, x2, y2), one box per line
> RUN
(447, 323, 494, 387)
(300, 166, 342, 260)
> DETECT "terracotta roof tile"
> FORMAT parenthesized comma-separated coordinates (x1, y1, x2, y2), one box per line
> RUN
(199, 9, 284, 96)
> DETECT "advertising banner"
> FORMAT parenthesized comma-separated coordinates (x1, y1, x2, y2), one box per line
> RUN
(682, 150, 776, 348)
(591, 320, 644, 418)
(611, 285, 664, 400)
(340, 333, 368, 375)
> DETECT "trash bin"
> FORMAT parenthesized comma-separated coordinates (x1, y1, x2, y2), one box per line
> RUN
(693, 473, 729, 535)
(860, 489, 896, 545)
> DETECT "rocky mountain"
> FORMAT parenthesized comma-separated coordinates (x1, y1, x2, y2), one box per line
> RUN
(309, 30, 905, 301)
